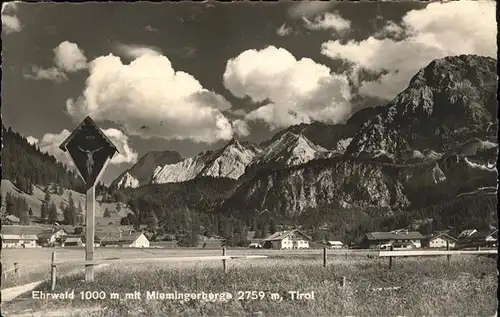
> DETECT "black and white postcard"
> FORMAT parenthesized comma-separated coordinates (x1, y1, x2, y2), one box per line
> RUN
(1, 1, 498, 316)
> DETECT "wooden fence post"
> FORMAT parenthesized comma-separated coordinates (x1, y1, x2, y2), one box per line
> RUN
(340, 276, 346, 288)
(51, 251, 57, 291)
(14, 262, 20, 278)
(1, 262, 5, 286)
(446, 241, 450, 265)
(389, 245, 394, 269)
(222, 247, 227, 273)
(323, 247, 327, 268)
(477, 246, 481, 251)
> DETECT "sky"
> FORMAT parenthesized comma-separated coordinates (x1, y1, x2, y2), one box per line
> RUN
(1, 1, 497, 184)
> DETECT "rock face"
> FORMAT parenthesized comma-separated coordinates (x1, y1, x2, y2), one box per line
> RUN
(344, 55, 497, 162)
(151, 139, 261, 184)
(245, 132, 332, 177)
(222, 55, 498, 216)
(114, 150, 182, 188)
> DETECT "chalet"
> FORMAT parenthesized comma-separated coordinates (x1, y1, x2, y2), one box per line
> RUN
(1, 233, 38, 248)
(63, 235, 84, 247)
(360, 230, 425, 249)
(262, 230, 312, 250)
(37, 228, 68, 247)
(466, 229, 498, 247)
(326, 241, 344, 249)
(423, 233, 458, 249)
(101, 231, 150, 248)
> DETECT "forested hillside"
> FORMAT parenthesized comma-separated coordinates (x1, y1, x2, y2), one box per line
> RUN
(1, 125, 85, 193)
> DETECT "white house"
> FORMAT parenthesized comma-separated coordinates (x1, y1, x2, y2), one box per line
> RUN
(1, 234, 38, 248)
(327, 241, 344, 249)
(37, 228, 68, 246)
(262, 230, 312, 250)
(425, 233, 458, 249)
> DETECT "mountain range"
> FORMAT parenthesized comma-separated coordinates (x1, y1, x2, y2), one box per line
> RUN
(2, 54, 497, 239)
(113, 54, 498, 232)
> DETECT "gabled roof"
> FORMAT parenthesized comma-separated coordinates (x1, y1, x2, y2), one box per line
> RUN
(101, 232, 147, 244)
(1, 226, 47, 236)
(263, 229, 312, 242)
(1, 234, 22, 240)
(428, 232, 458, 242)
(365, 231, 425, 241)
(458, 229, 477, 240)
(59, 116, 119, 154)
(37, 228, 68, 239)
(468, 229, 498, 241)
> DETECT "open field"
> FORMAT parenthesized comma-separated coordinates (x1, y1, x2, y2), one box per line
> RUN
(1, 250, 497, 317)
(2, 248, 380, 288)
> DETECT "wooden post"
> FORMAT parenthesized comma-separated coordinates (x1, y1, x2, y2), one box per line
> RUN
(323, 247, 327, 267)
(477, 246, 481, 251)
(14, 262, 20, 278)
(222, 247, 227, 273)
(446, 241, 450, 265)
(51, 252, 56, 291)
(389, 245, 394, 269)
(340, 276, 346, 288)
(1, 262, 5, 286)
(85, 186, 95, 282)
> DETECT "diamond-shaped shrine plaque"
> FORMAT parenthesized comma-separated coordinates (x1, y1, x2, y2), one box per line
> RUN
(59, 116, 118, 189)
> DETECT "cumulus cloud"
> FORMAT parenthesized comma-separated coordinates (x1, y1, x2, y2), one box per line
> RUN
(29, 128, 138, 168)
(1, 2, 21, 34)
(288, 1, 337, 19)
(114, 43, 162, 60)
(24, 41, 87, 83)
(54, 41, 88, 72)
(66, 52, 235, 144)
(223, 46, 352, 130)
(23, 66, 67, 83)
(232, 119, 250, 137)
(302, 12, 351, 33)
(321, 1, 496, 100)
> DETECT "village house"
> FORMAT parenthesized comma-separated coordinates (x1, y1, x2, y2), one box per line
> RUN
(261, 229, 312, 250)
(326, 241, 344, 249)
(1, 233, 38, 248)
(463, 229, 498, 247)
(100, 231, 150, 248)
(360, 229, 425, 249)
(62, 235, 84, 247)
(423, 232, 458, 249)
(37, 228, 68, 247)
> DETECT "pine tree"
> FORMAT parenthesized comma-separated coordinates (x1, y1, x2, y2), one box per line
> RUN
(5, 192, 14, 215)
(28, 208, 33, 216)
(48, 201, 58, 224)
(146, 210, 158, 230)
(103, 208, 111, 218)
(64, 192, 77, 225)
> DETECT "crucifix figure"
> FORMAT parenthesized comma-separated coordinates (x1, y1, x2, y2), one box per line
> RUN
(77, 146, 103, 177)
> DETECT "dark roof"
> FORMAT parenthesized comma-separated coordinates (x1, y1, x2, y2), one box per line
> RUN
(468, 229, 498, 241)
(263, 229, 312, 242)
(59, 116, 119, 154)
(365, 231, 425, 241)
(37, 228, 68, 239)
(101, 232, 146, 244)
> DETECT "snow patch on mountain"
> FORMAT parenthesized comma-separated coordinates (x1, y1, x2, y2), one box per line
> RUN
(151, 140, 261, 184)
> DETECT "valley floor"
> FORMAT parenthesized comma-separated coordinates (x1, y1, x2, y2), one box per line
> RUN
(1, 250, 497, 317)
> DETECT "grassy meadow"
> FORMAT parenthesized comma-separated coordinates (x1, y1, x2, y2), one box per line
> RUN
(2, 253, 497, 317)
